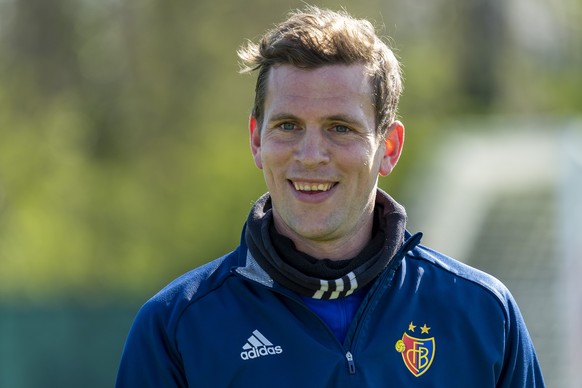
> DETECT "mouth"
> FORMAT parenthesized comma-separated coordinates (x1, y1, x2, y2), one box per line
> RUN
(290, 180, 336, 193)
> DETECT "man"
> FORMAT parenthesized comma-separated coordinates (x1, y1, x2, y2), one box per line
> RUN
(116, 6, 545, 387)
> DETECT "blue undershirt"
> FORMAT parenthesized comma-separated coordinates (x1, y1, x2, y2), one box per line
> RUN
(300, 285, 369, 344)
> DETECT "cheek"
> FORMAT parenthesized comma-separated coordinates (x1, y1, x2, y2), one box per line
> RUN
(257, 144, 286, 178)
(349, 148, 384, 182)
(262, 140, 289, 163)
(355, 146, 382, 171)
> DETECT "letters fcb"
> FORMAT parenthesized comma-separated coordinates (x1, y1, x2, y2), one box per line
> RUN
(395, 333, 436, 377)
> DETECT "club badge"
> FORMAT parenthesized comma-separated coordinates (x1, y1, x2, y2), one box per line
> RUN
(395, 321, 435, 377)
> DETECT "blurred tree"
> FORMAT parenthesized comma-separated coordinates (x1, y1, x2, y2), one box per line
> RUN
(0, 0, 580, 303)
(6, 0, 81, 96)
(456, 0, 506, 112)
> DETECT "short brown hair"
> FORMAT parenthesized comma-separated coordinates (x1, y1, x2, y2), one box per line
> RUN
(238, 6, 403, 137)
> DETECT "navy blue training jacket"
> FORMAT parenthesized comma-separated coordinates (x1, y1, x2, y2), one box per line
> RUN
(116, 230, 545, 387)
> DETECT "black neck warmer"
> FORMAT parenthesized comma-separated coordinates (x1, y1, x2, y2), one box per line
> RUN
(244, 189, 407, 300)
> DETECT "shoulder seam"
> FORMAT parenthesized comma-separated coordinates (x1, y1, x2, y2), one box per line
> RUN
(407, 246, 510, 318)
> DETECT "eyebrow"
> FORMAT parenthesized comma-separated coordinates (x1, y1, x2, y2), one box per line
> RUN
(267, 113, 364, 126)
(326, 114, 364, 126)
(266, 112, 300, 123)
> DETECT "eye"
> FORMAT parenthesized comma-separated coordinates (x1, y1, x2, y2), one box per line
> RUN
(280, 122, 296, 131)
(333, 124, 350, 133)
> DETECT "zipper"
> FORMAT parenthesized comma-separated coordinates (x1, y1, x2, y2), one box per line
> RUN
(346, 351, 356, 374)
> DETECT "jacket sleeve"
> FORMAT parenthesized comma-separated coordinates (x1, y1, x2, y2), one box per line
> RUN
(116, 300, 187, 388)
(496, 291, 545, 387)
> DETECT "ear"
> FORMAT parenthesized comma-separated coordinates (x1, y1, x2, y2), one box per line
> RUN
(249, 115, 263, 169)
(379, 121, 405, 177)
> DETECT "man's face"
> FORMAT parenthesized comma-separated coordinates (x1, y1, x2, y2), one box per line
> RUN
(250, 64, 402, 259)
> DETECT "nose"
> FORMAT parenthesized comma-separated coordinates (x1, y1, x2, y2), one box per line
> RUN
(294, 128, 330, 167)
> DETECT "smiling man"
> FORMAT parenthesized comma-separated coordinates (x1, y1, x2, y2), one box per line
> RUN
(116, 6, 545, 387)
(251, 64, 402, 260)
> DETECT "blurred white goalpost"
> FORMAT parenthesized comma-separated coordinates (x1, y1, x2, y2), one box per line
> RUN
(559, 125, 582, 388)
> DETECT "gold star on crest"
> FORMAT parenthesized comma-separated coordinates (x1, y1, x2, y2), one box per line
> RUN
(421, 324, 431, 334)
(408, 322, 416, 332)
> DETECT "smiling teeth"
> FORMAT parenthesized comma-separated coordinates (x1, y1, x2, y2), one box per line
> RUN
(293, 182, 332, 191)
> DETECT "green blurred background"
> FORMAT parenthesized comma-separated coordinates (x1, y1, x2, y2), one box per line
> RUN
(0, 0, 580, 386)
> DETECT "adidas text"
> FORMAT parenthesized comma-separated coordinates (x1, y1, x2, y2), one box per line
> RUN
(240, 345, 283, 360)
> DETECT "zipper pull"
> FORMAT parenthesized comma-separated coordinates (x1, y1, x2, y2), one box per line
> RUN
(346, 351, 356, 374)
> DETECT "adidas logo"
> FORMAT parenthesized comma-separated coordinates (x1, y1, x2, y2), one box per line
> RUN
(240, 330, 283, 360)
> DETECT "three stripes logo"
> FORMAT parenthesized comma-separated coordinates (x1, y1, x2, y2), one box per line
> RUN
(312, 271, 357, 299)
(240, 330, 283, 360)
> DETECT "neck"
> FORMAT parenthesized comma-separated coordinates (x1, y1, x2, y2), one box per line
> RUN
(272, 211, 375, 261)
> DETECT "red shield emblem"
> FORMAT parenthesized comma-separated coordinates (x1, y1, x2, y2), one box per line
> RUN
(395, 332, 436, 377)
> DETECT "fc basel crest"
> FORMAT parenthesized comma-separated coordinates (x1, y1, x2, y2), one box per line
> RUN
(395, 322, 435, 377)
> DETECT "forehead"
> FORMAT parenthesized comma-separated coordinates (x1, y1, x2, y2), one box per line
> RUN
(264, 64, 375, 116)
